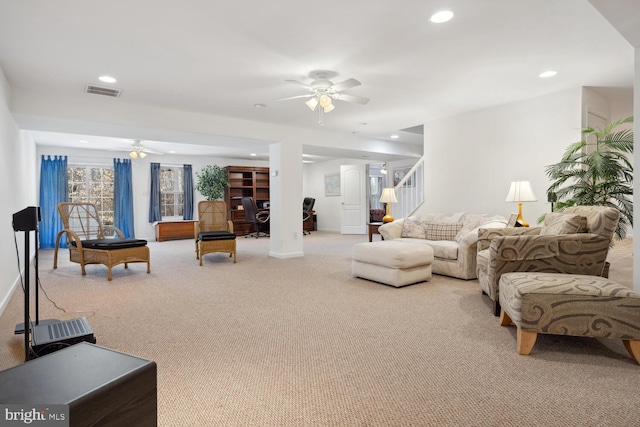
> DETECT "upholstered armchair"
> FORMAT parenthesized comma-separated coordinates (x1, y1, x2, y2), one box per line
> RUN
(476, 206, 621, 316)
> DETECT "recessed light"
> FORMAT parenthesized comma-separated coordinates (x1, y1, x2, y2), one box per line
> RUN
(539, 70, 557, 78)
(430, 10, 454, 23)
(390, 134, 399, 139)
(253, 103, 266, 108)
(168, 150, 176, 154)
(79, 140, 88, 144)
(250, 153, 257, 156)
(98, 75, 117, 83)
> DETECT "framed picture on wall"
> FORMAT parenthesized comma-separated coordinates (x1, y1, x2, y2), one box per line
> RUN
(393, 167, 413, 186)
(324, 173, 341, 196)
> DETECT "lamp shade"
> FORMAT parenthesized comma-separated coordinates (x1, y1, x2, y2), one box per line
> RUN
(305, 97, 319, 111)
(505, 181, 537, 202)
(318, 94, 332, 109)
(379, 187, 398, 204)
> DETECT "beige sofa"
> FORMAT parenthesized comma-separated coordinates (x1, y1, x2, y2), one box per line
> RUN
(378, 213, 507, 280)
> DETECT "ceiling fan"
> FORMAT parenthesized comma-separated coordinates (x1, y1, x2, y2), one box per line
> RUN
(277, 70, 370, 123)
(115, 140, 163, 159)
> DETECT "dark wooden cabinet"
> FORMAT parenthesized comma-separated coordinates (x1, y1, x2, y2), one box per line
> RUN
(225, 166, 269, 236)
(0, 342, 157, 427)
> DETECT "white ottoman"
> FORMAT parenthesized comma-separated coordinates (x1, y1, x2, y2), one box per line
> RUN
(352, 240, 434, 287)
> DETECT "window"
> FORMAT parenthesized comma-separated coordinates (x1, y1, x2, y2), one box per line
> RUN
(67, 165, 115, 235)
(160, 166, 184, 218)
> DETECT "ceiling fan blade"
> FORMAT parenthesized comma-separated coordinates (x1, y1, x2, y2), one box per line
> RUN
(275, 94, 315, 101)
(141, 148, 163, 155)
(330, 78, 361, 92)
(332, 93, 370, 105)
(285, 79, 314, 91)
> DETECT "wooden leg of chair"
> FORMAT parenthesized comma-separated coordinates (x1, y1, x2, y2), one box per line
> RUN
(233, 251, 237, 263)
(623, 340, 640, 364)
(124, 262, 129, 269)
(499, 309, 512, 326)
(107, 267, 113, 281)
(146, 261, 151, 274)
(516, 329, 537, 355)
(199, 255, 203, 266)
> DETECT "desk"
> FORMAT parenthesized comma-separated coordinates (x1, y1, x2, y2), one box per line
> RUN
(368, 222, 384, 242)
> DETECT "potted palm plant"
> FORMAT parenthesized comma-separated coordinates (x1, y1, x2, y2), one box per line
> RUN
(544, 116, 633, 240)
(195, 164, 229, 200)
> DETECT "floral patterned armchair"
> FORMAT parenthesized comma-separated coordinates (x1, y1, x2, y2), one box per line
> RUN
(476, 206, 621, 316)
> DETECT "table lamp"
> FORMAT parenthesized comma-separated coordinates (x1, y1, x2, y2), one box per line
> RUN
(379, 187, 398, 223)
(505, 181, 537, 227)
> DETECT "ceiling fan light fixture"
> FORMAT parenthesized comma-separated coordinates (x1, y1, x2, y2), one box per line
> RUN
(139, 151, 147, 159)
(323, 103, 335, 113)
(305, 97, 319, 111)
(129, 151, 138, 159)
(319, 94, 332, 109)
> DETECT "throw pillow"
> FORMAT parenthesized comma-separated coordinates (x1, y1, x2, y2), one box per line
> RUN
(424, 222, 463, 241)
(540, 212, 588, 235)
(401, 217, 429, 239)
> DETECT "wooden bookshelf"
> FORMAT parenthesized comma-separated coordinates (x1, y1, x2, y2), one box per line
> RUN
(224, 166, 269, 236)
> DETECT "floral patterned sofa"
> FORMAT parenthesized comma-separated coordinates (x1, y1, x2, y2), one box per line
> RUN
(378, 213, 507, 280)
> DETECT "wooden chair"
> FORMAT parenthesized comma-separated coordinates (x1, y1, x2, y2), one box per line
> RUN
(195, 200, 236, 265)
(53, 202, 150, 281)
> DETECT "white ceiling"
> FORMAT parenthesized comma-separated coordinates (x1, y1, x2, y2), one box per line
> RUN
(0, 0, 636, 161)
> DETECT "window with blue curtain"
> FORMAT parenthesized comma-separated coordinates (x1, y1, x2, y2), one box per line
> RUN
(183, 164, 194, 220)
(113, 158, 135, 238)
(149, 162, 162, 222)
(39, 155, 68, 249)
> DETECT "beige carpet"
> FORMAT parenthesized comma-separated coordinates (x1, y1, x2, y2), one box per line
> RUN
(0, 233, 636, 426)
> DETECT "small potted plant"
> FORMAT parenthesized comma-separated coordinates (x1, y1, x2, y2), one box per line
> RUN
(195, 164, 229, 200)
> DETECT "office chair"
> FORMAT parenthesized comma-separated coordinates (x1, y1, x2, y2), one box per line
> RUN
(241, 197, 270, 238)
(302, 197, 315, 235)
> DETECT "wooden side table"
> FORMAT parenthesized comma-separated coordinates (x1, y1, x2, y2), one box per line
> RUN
(368, 222, 384, 242)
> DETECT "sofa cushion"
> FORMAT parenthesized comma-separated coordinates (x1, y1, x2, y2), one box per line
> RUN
(424, 222, 462, 241)
(391, 238, 459, 260)
(401, 217, 429, 239)
(426, 240, 459, 260)
(540, 212, 588, 235)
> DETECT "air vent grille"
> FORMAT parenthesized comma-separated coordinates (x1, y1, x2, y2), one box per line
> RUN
(85, 84, 122, 97)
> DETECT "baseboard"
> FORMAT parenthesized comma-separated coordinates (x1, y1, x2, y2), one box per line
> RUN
(269, 251, 304, 259)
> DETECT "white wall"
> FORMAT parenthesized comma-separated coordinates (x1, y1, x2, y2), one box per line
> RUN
(635, 48, 640, 291)
(304, 158, 371, 232)
(0, 66, 37, 313)
(420, 88, 583, 225)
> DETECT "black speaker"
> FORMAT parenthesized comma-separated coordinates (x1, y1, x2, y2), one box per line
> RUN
(12, 206, 41, 231)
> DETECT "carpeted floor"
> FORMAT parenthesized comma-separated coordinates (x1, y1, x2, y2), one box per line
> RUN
(0, 232, 636, 426)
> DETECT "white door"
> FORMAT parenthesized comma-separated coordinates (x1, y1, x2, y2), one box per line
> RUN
(340, 164, 366, 234)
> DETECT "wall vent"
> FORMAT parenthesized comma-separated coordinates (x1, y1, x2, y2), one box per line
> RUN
(85, 84, 122, 97)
